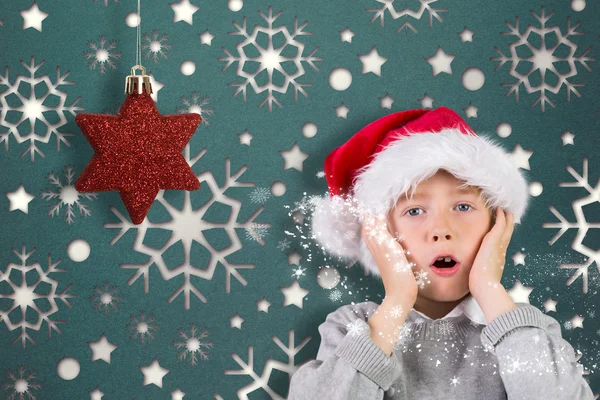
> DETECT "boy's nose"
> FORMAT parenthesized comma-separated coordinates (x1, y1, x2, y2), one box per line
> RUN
(432, 228, 452, 242)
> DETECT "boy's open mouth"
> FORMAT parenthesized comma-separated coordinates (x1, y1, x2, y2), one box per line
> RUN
(432, 259, 457, 268)
(430, 255, 458, 269)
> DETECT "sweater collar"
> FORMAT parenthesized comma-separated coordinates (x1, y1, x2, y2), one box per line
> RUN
(408, 293, 488, 326)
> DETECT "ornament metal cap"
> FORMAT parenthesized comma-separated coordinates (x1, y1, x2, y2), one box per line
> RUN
(125, 65, 153, 95)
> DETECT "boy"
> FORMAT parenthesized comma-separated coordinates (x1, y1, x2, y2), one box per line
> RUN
(287, 107, 595, 399)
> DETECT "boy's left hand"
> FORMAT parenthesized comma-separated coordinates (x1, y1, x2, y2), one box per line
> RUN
(468, 208, 515, 299)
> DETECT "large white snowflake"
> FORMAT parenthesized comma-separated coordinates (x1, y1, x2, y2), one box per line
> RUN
(40, 164, 97, 224)
(83, 35, 122, 74)
(223, 330, 310, 399)
(0, 56, 83, 161)
(105, 147, 271, 310)
(366, 0, 448, 34)
(542, 158, 600, 294)
(0, 245, 75, 348)
(492, 6, 594, 112)
(218, 6, 322, 111)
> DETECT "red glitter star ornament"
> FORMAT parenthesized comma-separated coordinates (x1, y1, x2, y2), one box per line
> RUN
(75, 66, 201, 225)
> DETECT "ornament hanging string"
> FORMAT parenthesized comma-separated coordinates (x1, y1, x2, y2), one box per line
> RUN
(136, 0, 142, 68)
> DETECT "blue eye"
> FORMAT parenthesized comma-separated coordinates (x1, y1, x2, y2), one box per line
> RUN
(456, 204, 472, 212)
(406, 208, 422, 217)
(405, 204, 472, 216)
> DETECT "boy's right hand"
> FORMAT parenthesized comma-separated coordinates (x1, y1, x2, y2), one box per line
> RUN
(361, 213, 419, 303)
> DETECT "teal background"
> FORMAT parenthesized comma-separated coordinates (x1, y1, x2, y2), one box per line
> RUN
(0, 0, 599, 398)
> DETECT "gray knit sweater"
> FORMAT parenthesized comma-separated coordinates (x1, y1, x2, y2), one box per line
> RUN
(287, 295, 594, 399)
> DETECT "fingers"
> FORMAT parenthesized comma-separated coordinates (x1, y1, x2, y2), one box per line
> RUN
(501, 210, 515, 246)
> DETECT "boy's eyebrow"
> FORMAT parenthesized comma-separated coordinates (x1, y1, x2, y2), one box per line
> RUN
(398, 187, 476, 202)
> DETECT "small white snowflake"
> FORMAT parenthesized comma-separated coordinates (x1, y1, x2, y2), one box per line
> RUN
(450, 375, 460, 387)
(328, 289, 342, 302)
(1, 365, 42, 398)
(89, 281, 123, 315)
(83, 35, 122, 74)
(142, 29, 171, 63)
(563, 320, 572, 330)
(276, 238, 291, 251)
(249, 187, 272, 204)
(40, 165, 97, 224)
(414, 269, 430, 288)
(173, 323, 214, 366)
(437, 320, 456, 336)
(389, 305, 404, 318)
(245, 223, 270, 242)
(588, 310, 595, 318)
(176, 91, 214, 125)
(126, 310, 159, 343)
(291, 266, 306, 278)
(346, 320, 369, 337)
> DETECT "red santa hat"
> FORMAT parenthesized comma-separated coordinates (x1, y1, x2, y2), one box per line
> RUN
(310, 106, 531, 277)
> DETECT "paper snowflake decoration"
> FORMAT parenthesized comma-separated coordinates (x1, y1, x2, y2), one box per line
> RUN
(492, 6, 594, 111)
(0, 56, 83, 161)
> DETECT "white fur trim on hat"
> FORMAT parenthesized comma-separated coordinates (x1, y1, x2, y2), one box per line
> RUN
(311, 128, 531, 278)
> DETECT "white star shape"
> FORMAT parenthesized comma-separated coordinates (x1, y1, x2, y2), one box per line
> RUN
(358, 46, 388, 76)
(280, 143, 309, 172)
(88, 334, 117, 364)
(170, 0, 199, 25)
(458, 27, 474, 43)
(19, 1, 48, 32)
(418, 93, 434, 108)
(257, 297, 271, 313)
(425, 46, 455, 75)
(511, 250, 527, 266)
(543, 297, 558, 313)
(89, 387, 104, 400)
(507, 279, 534, 304)
(171, 388, 186, 400)
(199, 29, 214, 45)
(569, 314, 584, 329)
(281, 279, 309, 309)
(288, 251, 302, 266)
(510, 143, 533, 170)
(140, 359, 169, 388)
(463, 103, 478, 118)
(335, 102, 350, 118)
(561, 130, 575, 146)
(229, 313, 244, 329)
(7, 184, 35, 213)
(379, 93, 394, 109)
(339, 27, 355, 43)
(238, 130, 253, 146)
(148, 73, 164, 102)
